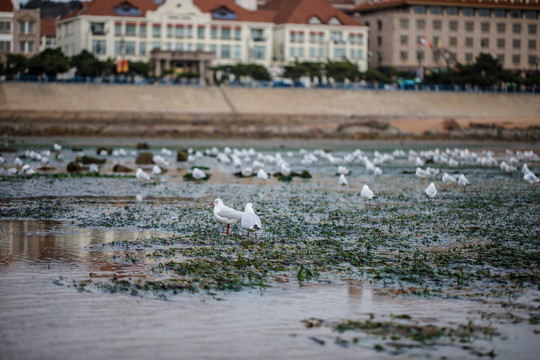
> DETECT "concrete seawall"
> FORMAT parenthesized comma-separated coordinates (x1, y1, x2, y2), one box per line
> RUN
(1, 83, 539, 139)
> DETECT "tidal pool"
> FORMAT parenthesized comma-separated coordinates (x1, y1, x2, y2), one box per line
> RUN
(1, 139, 539, 359)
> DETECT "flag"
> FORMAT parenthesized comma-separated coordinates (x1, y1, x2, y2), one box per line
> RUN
(437, 38, 442, 48)
(429, 40, 433, 49)
(419, 36, 426, 47)
(116, 60, 123, 73)
(122, 59, 129, 73)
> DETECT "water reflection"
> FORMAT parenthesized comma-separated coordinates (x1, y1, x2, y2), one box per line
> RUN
(0, 219, 165, 267)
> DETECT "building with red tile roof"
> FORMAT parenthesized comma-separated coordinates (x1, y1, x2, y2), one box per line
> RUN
(1, 1, 40, 59)
(348, 0, 540, 72)
(40, 16, 56, 50)
(55, 0, 368, 75)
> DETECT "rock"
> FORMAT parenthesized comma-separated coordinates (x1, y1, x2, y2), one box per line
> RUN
(67, 161, 81, 172)
(137, 142, 150, 150)
(76, 155, 106, 164)
(113, 164, 133, 173)
(0, 146, 17, 152)
(96, 147, 113, 155)
(135, 152, 153, 165)
(424, 128, 440, 136)
(177, 150, 188, 162)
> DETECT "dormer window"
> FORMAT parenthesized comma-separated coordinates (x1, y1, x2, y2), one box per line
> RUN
(212, 7, 237, 20)
(115, 2, 142, 16)
(308, 16, 322, 24)
(328, 17, 342, 25)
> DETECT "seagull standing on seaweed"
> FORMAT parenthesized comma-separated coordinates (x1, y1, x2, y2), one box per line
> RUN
(211, 199, 244, 235)
(241, 203, 262, 242)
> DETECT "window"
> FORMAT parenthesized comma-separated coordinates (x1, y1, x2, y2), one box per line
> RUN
(91, 22, 105, 35)
(234, 27, 241, 40)
(27, 41, 33, 52)
(446, 7, 458, 15)
(512, 54, 520, 64)
(430, 6, 441, 15)
(319, 48, 324, 57)
(166, 25, 173, 38)
(309, 47, 316, 58)
(465, 37, 473, 47)
(140, 24, 146, 37)
(481, 38, 489, 48)
(512, 23, 521, 34)
(497, 23, 505, 33)
(234, 44, 241, 59)
(449, 21, 458, 31)
(211, 26, 217, 39)
(462, 8, 474, 17)
(212, 7, 237, 20)
(140, 41, 146, 55)
(210, 44, 217, 57)
(187, 26, 192, 38)
(377, 36, 382, 46)
(328, 17, 341, 25)
(417, 19, 425, 30)
(478, 9, 490, 17)
(377, 20, 382, 31)
(92, 39, 106, 54)
(417, 51, 424, 61)
(0, 41, 12, 52)
(310, 32, 316, 43)
(510, 10, 521, 19)
(413, 5, 426, 14)
(251, 28, 264, 41)
(400, 35, 408, 45)
(529, 24, 537, 34)
(175, 43, 183, 51)
(400, 18, 409, 29)
(221, 27, 231, 39)
(152, 24, 161, 38)
(151, 42, 160, 50)
(125, 41, 135, 55)
(28, 22, 34, 33)
(115, 23, 122, 36)
(114, 40, 123, 55)
(115, 3, 141, 16)
(289, 31, 296, 43)
(197, 26, 205, 39)
(494, 9, 506, 18)
(221, 44, 230, 58)
(126, 23, 136, 36)
(298, 32, 305, 43)
(449, 36, 457, 46)
(298, 47, 304, 57)
(400, 51, 408, 60)
(433, 36, 440, 48)
(19, 22, 25, 33)
(433, 50, 441, 61)
(433, 20, 441, 30)
(333, 48, 346, 58)
(349, 49, 355, 59)
(357, 49, 364, 60)
(513, 39, 521, 49)
(529, 39, 537, 49)
(176, 26, 184, 38)
(465, 53, 473, 62)
(252, 45, 265, 59)
(497, 38, 505, 49)
(196, 43, 204, 51)
(331, 31, 343, 43)
(481, 23, 490, 33)
(525, 11, 537, 19)
(529, 55, 539, 64)
(318, 33, 324, 43)
(497, 54, 504, 64)
(465, 22, 474, 32)
(308, 16, 321, 24)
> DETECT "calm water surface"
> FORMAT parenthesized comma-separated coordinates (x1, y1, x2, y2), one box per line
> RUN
(1, 220, 538, 360)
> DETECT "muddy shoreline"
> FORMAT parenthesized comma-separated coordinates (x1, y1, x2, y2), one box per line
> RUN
(1, 111, 539, 141)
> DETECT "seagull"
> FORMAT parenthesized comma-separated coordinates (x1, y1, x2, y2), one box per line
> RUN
(415, 167, 429, 178)
(337, 166, 350, 175)
(338, 174, 348, 186)
(424, 182, 437, 199)
(192, 168, 206, 180)
(524, 171, 539, 185)
(14, 157, 23, 167)
(89, 164, 99, 174)
(53, 143, 62, 151)
(241, 203, 262, 242)
(211, 198, 244, 234)
(458, 174, 469, 187)
(257, 168, 269, 180)
(361, 184, 375, 202)
(442, 172, 457, 183)
(136, 168, 151, 180)
(152, 165, 162, 177)
(241, 167, 253, 177)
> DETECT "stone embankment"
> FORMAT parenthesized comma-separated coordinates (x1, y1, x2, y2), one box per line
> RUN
(0, 83, 539, 140)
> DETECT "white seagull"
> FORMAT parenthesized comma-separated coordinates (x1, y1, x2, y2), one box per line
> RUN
(211, 198, 244, 234)
(152, 165, 162, 177)
(442, 172, 457, 183)
(257, 168, 269, 180)
(136, 168, 151, 180)
(337, 166, 350, 175)
(424, 182, 437, 199)
(192, 168, 206, 180)
(361, 184, 375, 200)
(338, 174, 348, 186)
(458, 174, 470, 187)
(241, 203, 262, 242)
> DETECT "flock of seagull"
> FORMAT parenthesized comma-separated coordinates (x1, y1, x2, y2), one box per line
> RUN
(1, 143, 539, 241)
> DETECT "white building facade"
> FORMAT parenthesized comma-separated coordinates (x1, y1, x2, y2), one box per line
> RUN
(56, 0, 368, 71)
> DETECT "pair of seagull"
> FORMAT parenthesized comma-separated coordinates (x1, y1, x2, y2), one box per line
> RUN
(211, 199, 262, 242)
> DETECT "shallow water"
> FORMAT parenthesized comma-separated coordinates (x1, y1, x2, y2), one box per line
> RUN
(1, 139, 540, 359)
(0, 219, 539, 360)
